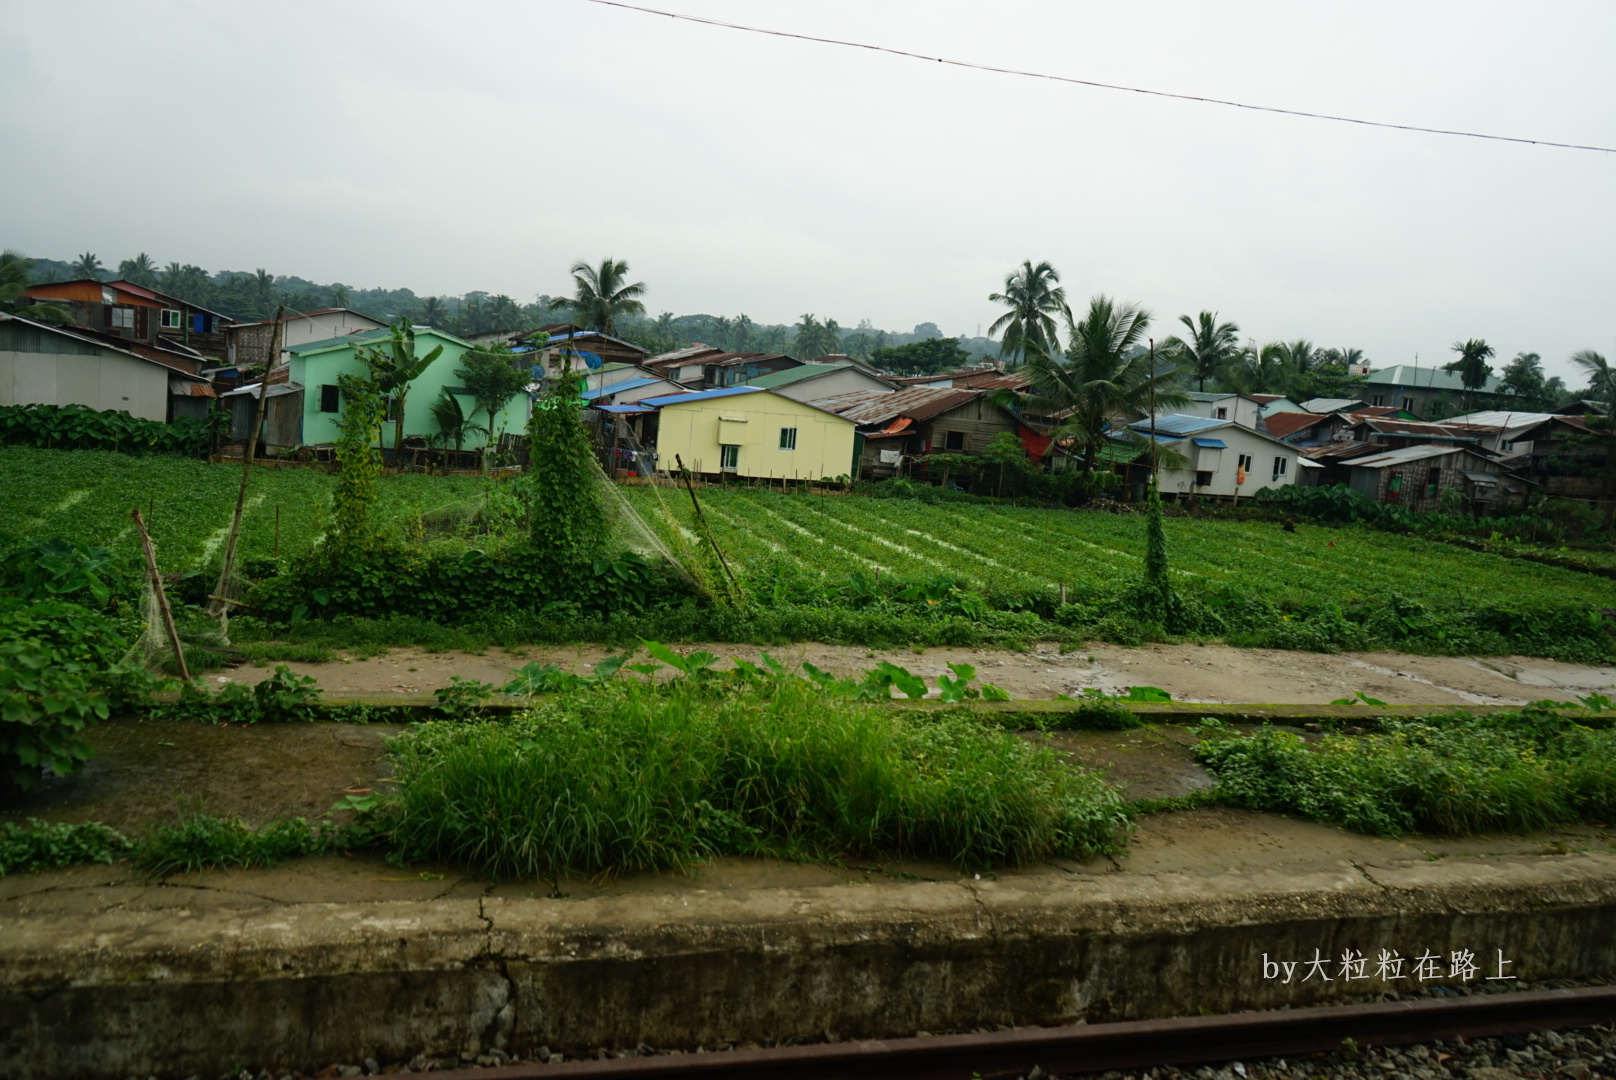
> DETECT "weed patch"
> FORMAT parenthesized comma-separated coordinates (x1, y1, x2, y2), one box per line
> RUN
(382, 670, 1126, 877)
(1195, 707, 1616, 837)
(0, 818, 134, 875)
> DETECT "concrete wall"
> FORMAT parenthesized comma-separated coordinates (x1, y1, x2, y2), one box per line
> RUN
(0, 348, 168, 421)
(656, 392, 857, 479)
(5, 855, 1615, 1079)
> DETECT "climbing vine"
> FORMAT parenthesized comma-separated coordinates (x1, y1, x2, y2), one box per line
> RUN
(330, 370, 387, 550)
(524, 373, 608, 567)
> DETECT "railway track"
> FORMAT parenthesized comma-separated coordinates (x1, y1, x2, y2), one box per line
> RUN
(428, 985, 1616, 1080)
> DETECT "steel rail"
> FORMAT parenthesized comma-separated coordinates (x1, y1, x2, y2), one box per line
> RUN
(429, 985, 1616, 1079)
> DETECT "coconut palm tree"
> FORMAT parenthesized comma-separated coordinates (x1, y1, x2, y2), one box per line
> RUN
(792, 314, 839, 360)
(330, 283, 351, 308)
(1569, 348, 1616, 528)
(1163, 311, 1241, 391)
(987, 260, 1070, 365)
(559, 258, 645, 336)
(995, 295, 1189, 475)
(117, 253, 159, 287)
(487, 294, 523, 331)
(0, 251, 73, 324)
(71, 252, 104, 280)
(419, 296, 447, 327)
(1222, 342, 1306, 399)
(1445, 338, 1496, 412)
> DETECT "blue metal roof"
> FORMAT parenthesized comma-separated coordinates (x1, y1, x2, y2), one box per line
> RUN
(1192, 437, 1227, 448)
(637, 386, 766, 408)
(1126, 413, 1226, 437)
(580, 376, 662, 400)
(596, 404, 656, 414)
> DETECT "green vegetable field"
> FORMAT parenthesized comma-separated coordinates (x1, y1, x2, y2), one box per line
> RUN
(620, 486, 1616, 613)
(0, 448, 485, 570)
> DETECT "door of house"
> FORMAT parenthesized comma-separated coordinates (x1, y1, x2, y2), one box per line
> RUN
(1386, 472, 1402, 504)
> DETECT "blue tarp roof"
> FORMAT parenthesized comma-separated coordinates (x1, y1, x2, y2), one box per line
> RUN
(637, 386, 766, 408)
(580, 376, 662, 400)
(1125, 413, 1226, 437)
(1192, 437, 1227, 448)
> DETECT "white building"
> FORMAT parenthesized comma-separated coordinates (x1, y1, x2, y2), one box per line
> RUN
(1124, 413, 1302, 500)
(0, 313, 213, 422)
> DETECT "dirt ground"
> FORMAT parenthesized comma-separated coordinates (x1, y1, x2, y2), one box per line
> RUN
(219, 641, 1616, 706)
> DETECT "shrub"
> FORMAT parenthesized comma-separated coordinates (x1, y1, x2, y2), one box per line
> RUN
(1196, 708, 1616, 837)
(383, 673, 1127, 877)
(0, 818, 133, 875)
(0, 403, 222, 456)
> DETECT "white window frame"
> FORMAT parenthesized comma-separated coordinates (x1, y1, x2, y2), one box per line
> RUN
(109, 306, 135, 329)
(159, 308, 183, 329)
(779, 426, 797, 450)
(720, 444, 740, 471)
(1272, 456, 1289, 482)
(1215, 407, 1227, 420)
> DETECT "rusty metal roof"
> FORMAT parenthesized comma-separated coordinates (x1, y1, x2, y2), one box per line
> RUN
(810, 386, 979, 425)
(1262, 412, 1336, 440)
(1302, 440, 1388, 462)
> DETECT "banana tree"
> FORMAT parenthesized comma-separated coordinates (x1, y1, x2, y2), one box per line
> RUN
(361, 318, 444, 461)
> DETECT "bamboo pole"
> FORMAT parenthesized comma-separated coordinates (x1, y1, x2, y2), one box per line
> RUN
(131, 509, 190, 682)
(212, 305, 283, 617)
(675, 453, 740, 595)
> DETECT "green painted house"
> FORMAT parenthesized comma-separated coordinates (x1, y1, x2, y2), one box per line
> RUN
(285, 326, 529, 448)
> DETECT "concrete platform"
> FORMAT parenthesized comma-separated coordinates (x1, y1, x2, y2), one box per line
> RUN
(5, 809, 1616, 1079)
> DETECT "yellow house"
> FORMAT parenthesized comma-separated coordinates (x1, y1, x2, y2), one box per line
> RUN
(641, 386, 858, 480)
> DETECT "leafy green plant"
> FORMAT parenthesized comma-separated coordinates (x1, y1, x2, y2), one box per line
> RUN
(382, 673, 1127, 877)
(0, 403, 221, 456)
(1196, 708, 1616, 837)
(432, 676, 496, 718)
(0, 818, 134, 875)
(150, 664, 322, 725)
(135, 814, 328, 877)
(1329, 691, 1391, 708)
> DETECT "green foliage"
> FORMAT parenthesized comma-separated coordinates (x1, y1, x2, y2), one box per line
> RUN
(0, 818, 134, 875)
(1196, 708, 1616, 837)
(151, 665, 322, 725)
(455, 347, 531, 452)
(869, 336, 973, 374)
(331, 368, 387, 550)
(0, 599, 155, 791)
(0, 403, 221, 456)
(359, 318, 444, 458)
(432, 676, 496, 718)
(524, 374, 609, 566)
(382, 671, 1125, 877)
(0, 536, 130, 609)
(135, 814, 330, 877)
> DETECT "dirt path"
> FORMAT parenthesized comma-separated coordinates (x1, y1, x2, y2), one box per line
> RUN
(218, 641, 1616, 705)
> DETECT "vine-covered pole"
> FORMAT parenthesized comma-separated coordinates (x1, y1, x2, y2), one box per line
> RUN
(211, 305, 284, 617)
(131, 508, 190, 682)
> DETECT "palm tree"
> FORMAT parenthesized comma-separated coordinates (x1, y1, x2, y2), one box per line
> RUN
(1222, 342, 1306, 399)
(988, 260, 1070, 365)
(1569, 348, 1616, 528)
(996, 295, 1188, 475)
(1163, 311, 1241, 391)
(71, 252, 105, 281)
(1279, 339, 1317, 373)
(1445, 338, 1496, 412)
(117, 253, 159, 287)
(792, 313, 839, 360)
(330, 283, 351, 308)
(419, 296, 447, 327)
(428, 389, 485, 451)
(560, 258, 645, 336)
(487, 294, 522, 331)
(0, 251, 74, 324)
(252, 268, 276, 306)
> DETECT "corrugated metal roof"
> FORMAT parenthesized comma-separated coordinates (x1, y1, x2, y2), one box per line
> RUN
(1184, 391, 1240, 402)
(1348, 444, 1467, 469)
(1441, 410, 1560, 429)
(221, 380, 304, 399)
(745, 363, 843, 389)
(638, 386, 767, 407)
(1301, 397, 1368, 412)
(809, 386, 979, 425)
(1356, 417, 1479, 439)
(1367, 365, 1503, 394)
(169, 377, 216, 398)
(1192, 437, 1227, 448)
(1303, 440, 1387, 462)
(595, 404, 656, 414)
(1262, 413, 1331, 439)
(580, 376, 664, 400)
(1125, 413, 1226, 437)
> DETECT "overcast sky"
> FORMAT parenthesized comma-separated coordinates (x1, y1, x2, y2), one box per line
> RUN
(4, 0, 1613, 383)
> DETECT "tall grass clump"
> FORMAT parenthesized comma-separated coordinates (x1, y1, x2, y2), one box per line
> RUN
(383, 674, 1126, 877)
(1196, 708, 1616, 837)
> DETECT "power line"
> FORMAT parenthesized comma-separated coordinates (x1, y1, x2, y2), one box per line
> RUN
(588, 0, 1616, 156)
